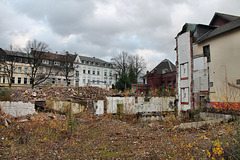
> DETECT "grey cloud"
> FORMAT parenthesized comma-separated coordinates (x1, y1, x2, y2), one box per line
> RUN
(1, 0, 240, 71)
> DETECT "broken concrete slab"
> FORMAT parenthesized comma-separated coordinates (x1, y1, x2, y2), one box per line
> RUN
(173, 118, 228, 130)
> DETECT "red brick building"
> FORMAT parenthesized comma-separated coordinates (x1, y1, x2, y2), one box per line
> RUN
(132, 59, 176, 94)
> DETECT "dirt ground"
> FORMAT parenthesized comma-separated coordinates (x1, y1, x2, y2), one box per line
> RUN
(0, 112, 239, 159)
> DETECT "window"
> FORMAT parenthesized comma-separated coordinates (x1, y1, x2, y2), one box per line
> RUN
(92, 78, 95, 84)
(42, 59, 49, 65)
(88, 69, 91, 74)
(24, 68, 28, 74)
(11, 77, 15, 84)
(181, 87, 189, 104)
(88, 78, 90, 84)
(0, 65, 1, 71)
(76, 71, 79, 77)
(203, 45, 211, 62)
(52, 78, 55, 84)
(83, 78, 86, 84)
(83, 69, 86, 74)
(92, 68, 95, 75)
(25, 58, 28, 63)
(97, 78, 100, 84)
(18, 77, 21, 84)
(180, 63, 188, 80)
(24, 78, 27, 84)
(104, 70, 107, 76)
(236, 79, 240, 85)
(54, 61, 60, 66)
(109, 71, 112, 76)
(3, 76, 5, 83)
(58, 78, 61, 86)
(97, 70, 100, 75)
(30, 78, 33, 84)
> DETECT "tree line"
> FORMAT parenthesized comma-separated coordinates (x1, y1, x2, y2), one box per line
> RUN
(2, 40, 146, 91)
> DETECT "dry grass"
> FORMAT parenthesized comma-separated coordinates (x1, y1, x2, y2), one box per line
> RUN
(0, 112, 239, 159)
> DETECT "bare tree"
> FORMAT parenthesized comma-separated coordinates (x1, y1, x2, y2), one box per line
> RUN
(2, 45, 17, 88)
(111, 51, 129, 75)
(129, 54, 146, 78)
(61, 51, 74, 86)
(24, 39, 52, 88)
(112, 52, 146, 78)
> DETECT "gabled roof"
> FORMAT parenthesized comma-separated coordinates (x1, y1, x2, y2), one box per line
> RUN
(197, 17, 240, 43)
(150, 59, 176, 74)
(209, 12, 240, 26)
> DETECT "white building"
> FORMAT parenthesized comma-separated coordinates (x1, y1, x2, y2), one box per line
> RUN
(73, 55, 116, 89)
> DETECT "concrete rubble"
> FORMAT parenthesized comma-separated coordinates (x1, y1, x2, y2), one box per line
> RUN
(11, 86, 113, 103)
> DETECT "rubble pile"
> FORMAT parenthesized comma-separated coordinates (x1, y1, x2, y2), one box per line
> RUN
(11, 86, 113, 103)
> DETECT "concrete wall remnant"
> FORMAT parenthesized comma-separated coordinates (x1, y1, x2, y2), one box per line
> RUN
(0, 101, 36, 117)
(46, 100, 85, 114)
(94, 96, 175, 115)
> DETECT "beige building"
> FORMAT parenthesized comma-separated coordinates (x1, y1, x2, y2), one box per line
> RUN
(0, 49, 116, 89)
(175, 12, 240, 113)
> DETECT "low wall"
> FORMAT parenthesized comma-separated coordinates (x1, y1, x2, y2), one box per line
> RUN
(46, 100, 85, 114)
(0, 101, 36, 117)
(200, 112, 233, 121)
(94, 96, 175, 115)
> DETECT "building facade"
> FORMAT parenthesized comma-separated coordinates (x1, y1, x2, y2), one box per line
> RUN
(132, 59, 176, 95)
(175, 12, 240, 113)
(0, 49, 116, 89)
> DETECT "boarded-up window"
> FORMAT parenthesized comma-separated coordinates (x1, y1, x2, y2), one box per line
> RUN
(181, 87, 189, 104)
(180, 63, 188, 80)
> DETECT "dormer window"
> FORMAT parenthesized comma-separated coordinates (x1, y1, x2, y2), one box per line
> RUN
(42, 59, 49, 65)
(54, 61, 60, 66)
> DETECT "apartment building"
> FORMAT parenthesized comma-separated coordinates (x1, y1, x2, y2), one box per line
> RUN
(0, 49, 116, 89)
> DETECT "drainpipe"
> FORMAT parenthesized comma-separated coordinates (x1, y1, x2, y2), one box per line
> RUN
(190, 32, 194, 111)
(174, 36, 179, 116)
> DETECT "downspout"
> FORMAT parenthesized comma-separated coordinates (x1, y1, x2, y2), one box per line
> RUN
(175, 36, 179, 116)
(190, 32, 194, 111)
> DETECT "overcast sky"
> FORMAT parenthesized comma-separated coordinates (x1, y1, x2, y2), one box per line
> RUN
(1, 0, 240, 71)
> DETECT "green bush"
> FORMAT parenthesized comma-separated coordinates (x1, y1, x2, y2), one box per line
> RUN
(0, 88, 12, 101)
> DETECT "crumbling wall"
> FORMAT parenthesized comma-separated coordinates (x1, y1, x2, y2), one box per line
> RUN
(46, 100, 85, 114)
(0, 101, 36, 117)
(95, 96, 175, 115)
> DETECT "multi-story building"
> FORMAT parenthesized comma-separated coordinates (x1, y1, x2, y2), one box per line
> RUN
(73, 55, 116, 89)
(175, 12, 240, 113)
(0, 49, 116, 89)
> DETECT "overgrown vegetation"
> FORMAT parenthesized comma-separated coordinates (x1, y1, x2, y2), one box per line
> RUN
(0, 112, 239, 159)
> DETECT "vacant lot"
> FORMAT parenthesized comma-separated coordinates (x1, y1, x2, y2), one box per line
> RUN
(0, 112, 239, 159)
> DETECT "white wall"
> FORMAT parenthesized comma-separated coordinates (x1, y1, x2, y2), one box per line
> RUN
(193, 57, 208, 93)
(0, 101, 36, 117)
(95, 96, 175, 115)
(177, 31, 192, 111)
